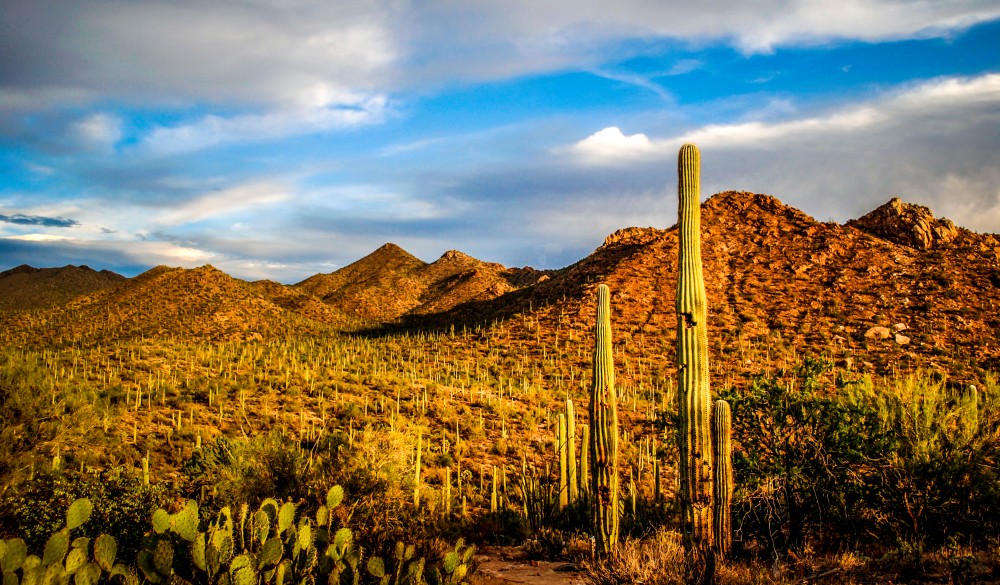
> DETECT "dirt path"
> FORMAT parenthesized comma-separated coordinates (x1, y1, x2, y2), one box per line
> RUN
(470, 548, 588, 585)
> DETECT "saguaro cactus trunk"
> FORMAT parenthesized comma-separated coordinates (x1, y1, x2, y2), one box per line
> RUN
(676, 143, 714, 559)
(590, 284, 619, 556)
(713, 399, 733, 556)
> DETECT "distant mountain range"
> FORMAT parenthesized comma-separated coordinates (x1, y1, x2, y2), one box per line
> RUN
(2, 191, 998, 376)
(0, 264, 125, 312)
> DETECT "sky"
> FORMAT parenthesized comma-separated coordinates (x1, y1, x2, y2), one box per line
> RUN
(1, 1, 999, 283)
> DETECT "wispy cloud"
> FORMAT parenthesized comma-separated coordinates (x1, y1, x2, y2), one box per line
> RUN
(149, 182, 293, 226)
(141, 96, 389, 155)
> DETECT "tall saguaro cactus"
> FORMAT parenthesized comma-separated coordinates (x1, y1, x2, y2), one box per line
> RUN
(590, 284, 619, 556)
(713, 399, 733, 556)
(676, 143, 714, 554)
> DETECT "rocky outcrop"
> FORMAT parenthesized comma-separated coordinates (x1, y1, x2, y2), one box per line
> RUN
(602, 227, 661, 248)
(847, 197, 960, 250)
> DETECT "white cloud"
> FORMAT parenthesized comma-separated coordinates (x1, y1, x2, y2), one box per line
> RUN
(73, 113, 122, 150)
(571, 74, 1000, 163)
(569, 127, 661, 165)
(6, 234, 72, 242)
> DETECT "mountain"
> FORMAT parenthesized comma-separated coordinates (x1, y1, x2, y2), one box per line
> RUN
(294, 243, 549, 322)
(411, 191, 1000, 381)
(0, 265, 353, 345)
(0, 264, 125, 312)
(2, 192, 998, 379)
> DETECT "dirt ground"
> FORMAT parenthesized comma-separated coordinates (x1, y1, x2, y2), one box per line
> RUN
(470, 547, 588, 585)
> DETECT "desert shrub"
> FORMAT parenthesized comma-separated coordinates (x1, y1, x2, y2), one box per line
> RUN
(181, 424, 464, 558)
(583, 527, 686, 585)
(182, 432, 320, 508)
(0, 466, 166, 560)
(719, 358, 891, 557)
(721, 360, 1000, 558)
(849, 371, 1000, 547)
(0, 354, 59, 477)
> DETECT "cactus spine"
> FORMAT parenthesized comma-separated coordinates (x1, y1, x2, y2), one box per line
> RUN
(590, 284, 619, 556)
(713, 399, 733, 556)
(676, 143, 714, 553)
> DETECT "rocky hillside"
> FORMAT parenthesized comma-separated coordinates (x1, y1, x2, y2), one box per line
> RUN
(295, 243, 549, 322)
(412, 191, 1000, 382)
(0, 265, 352, 345)
(0, 264, 125, 312)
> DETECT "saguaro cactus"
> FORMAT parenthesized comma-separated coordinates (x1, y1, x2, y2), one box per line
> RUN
(578, 424, 590, 502)
(713, 399, 732, 556)
(557, 412, 568, 509)
(590, 284, 619, 556)
(676, 143, 714, 554)
(556, 398, 580, 510)
(566, 398, 578, 503)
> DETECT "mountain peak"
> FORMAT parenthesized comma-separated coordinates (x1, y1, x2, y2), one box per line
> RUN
(848, 197, 959, 249)
(0, 264, 39, 278)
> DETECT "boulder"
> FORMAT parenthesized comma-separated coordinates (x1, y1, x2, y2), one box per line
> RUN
(865, 326, 892, 340)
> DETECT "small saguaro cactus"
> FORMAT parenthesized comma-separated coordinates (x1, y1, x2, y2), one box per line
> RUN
(556, 398, 579, 509)
(713, 399, 733, 556)
(557, 412, 568, 510)
(566, 398, 578, 503)
(676, 142, 714, 550)
(578, 424, 590, 502)
(590, 284, 619, 556)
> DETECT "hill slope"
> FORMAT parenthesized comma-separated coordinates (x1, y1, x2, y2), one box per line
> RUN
(0, 264, 125, 312)
(0, 265, 353, 345)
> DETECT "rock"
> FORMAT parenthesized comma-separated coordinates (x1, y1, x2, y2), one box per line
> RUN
(865, 326, 892, 340)
(893, 323, 908, 331)
(602, 227, 661, 248)
(895, 334, 910, 345)
(847, 197, 959, 249)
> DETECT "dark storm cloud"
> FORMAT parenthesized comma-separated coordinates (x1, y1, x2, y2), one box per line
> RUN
(0, 214, 79, 228)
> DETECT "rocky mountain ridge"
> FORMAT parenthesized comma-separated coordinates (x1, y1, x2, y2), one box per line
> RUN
(294, 243, 551, 322)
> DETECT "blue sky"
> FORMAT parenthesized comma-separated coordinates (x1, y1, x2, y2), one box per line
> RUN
(1, 1, 999, 282)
